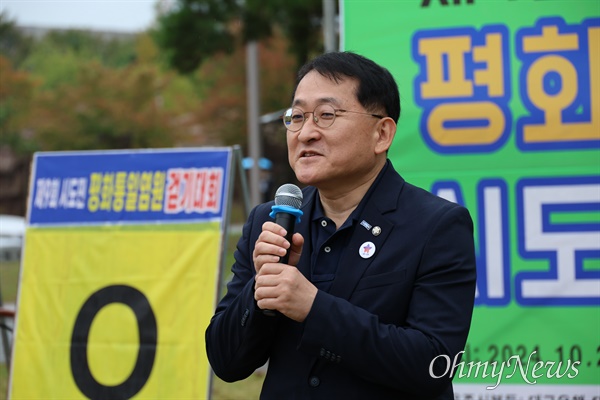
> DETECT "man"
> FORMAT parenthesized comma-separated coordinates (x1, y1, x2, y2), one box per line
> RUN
(206, 51, 476, 399)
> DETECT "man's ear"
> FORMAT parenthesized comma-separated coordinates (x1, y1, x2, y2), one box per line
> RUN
(374, 117, 396, 155)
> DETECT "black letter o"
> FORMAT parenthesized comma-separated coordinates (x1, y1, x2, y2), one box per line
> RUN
(70, 285, 157, 400)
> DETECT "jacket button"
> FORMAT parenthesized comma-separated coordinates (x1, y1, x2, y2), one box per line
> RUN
(309, 376, 320, 387)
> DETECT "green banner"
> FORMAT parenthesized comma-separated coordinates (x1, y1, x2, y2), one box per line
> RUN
(343, 0, 599, 396)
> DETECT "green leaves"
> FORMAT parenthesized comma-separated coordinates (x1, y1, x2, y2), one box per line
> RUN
(154, 0, 239, 74)
(154, 0, 327, 73)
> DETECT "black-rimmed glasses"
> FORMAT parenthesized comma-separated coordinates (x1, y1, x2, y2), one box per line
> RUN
(282, 104, 384, 132)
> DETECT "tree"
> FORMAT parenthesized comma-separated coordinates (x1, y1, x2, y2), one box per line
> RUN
(22, 29, 136, 90)
(0, 12, 33, 68)
(29, 61, 197, 151)
(0, 56, 37, 216)
(0, 19, 233, 215)
(154, 0, 326, 74)
(2, 25, 207, 152)
(154, 0, 240, 74)
(192, 28, 296, 147)
(265, 0, 324, 69)
(0, 56, 37, 153)
(189, 29, 299, 195)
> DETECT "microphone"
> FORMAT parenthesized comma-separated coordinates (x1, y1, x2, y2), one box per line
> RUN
(262, 184, 303, 316)
(269, 184, 304, 264)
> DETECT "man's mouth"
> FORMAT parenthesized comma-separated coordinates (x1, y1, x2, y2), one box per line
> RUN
(300, 151, 321, 158)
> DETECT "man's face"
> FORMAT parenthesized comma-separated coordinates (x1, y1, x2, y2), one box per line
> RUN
(287, 70, 384, 192)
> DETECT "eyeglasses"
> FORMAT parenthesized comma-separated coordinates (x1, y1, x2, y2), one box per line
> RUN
(282, 104, 384, 132)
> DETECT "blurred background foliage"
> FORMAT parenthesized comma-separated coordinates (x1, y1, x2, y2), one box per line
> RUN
(154, 0, 324, 74)
(0, 0, 334, 215)
(0, 3, 333, 394)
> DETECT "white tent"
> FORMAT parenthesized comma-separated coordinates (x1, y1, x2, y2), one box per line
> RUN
(0, 215, 25, 262)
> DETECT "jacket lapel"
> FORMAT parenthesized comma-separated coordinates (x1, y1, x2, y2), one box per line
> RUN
(327, 208, 393, 300)
(328, 165, 404, 300)
(293, 163, 405, 299)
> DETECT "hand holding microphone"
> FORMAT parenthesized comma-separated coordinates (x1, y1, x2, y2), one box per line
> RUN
(254, 184, 317, 320)
(252, 184, 304, 272)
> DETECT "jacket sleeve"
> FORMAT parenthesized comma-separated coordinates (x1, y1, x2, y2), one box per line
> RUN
(298, 205, 476, 396)
(205, 204, 279, 382)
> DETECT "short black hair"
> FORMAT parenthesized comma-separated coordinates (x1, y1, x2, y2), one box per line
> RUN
(294, 52, 400, 123)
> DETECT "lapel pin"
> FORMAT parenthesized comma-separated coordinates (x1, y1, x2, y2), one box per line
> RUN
(371, 226, 381, 236)
(360, 220, 372, 231)
(359, 241, 376, 259)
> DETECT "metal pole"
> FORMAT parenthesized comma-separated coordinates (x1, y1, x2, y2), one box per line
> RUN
(323, 0, 336, 52)
(233, 145, 251, 218)
(246, 41, 262, 207)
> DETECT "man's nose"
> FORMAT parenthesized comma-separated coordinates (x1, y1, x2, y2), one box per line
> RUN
(297, 115, 321, 141)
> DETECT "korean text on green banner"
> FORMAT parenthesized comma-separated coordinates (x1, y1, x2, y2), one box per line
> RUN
(343, 0, 599, 397)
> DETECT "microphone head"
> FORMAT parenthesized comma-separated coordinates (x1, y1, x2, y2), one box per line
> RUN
(274, 184, 303, 209)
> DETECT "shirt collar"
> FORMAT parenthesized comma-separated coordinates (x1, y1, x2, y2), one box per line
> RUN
(310, 160, 391, 227)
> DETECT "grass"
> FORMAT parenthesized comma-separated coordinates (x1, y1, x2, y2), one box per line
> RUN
(0, 230, 267, 400)
(0, 368, 266, 400)
(212, 373, 265, 400)
(0, 259, 16, 400)
(0, 260, 19, 306)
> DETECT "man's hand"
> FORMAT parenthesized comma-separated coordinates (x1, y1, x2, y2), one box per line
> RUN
(252, 222, 303, 273)
(255, 263, 317, 322)
(252, 222, 316, 322)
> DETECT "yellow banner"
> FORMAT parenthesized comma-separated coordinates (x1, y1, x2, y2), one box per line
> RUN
(10, 224, 220, 399)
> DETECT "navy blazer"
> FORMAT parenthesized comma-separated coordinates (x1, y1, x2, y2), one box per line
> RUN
(206, 162, 476, 399)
